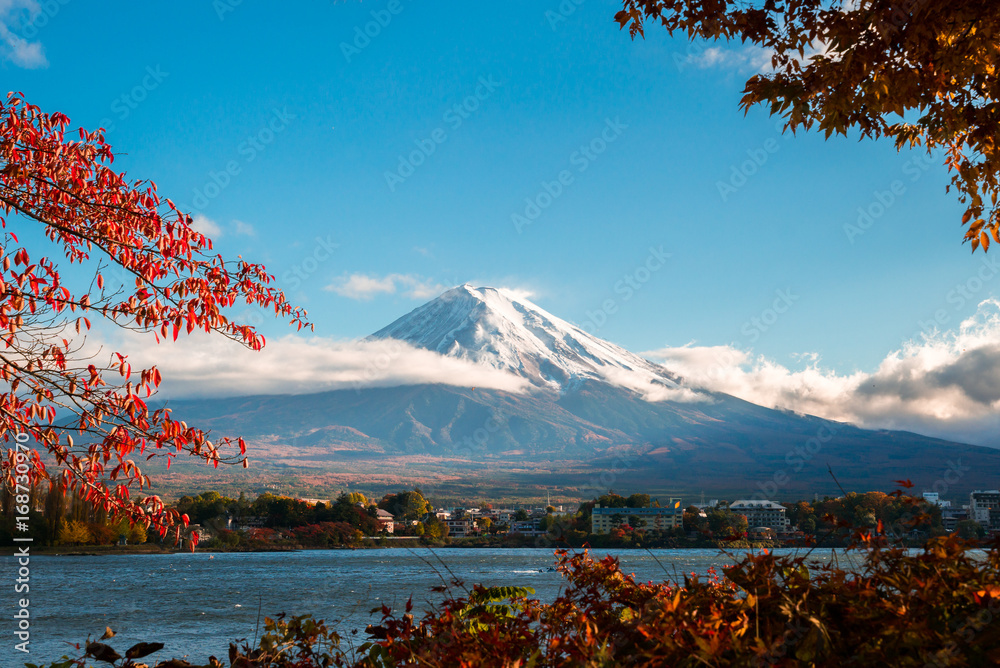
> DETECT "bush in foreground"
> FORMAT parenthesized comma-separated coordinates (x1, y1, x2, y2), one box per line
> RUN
(33, 529, 1000, 667)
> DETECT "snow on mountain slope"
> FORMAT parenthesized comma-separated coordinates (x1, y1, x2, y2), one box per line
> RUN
(369, 284, 704, 402)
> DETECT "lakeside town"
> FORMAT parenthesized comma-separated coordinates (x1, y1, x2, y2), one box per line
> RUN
(4, 484, 998, 551)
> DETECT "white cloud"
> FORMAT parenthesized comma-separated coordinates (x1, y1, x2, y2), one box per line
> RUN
(498, 286, 537, 302)
(232, 219, 256, 237)
(325, 273, 447, 301)
(326, 274, 395, 300)
(644, 299, 1000, 447)
(403, 275, 448, 299)
(189, 216, 259, 239)
(93, 333, 532, 398)
(190, 214, 223, 238)
(596, 366, 708, 404)
(687, 46, 775, 73)
(0, 1, 46, 68)
(686, 40, 834, 75)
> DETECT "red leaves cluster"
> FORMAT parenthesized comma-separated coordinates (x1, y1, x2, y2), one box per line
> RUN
(0, 93, 310, 539)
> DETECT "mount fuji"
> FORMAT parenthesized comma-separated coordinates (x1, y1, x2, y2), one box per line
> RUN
(369, 284, 694, 400)
(165, 285, 1000, 500)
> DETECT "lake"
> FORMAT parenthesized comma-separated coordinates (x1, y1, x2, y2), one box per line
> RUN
(3, 547, 859, 666)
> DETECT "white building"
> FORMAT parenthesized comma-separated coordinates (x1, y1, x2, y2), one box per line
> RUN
(445, 517, 476, 537)
(510, 519, 547, 536)
(970, 490, 1000, 525)
(729, 500, 789, 532)
(591, 502, 682, 535)
(942, 506, 969, 533)
(375, 509, 395, 534)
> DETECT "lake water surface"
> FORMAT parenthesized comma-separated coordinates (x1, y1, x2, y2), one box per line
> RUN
(3, 547, 857, 666)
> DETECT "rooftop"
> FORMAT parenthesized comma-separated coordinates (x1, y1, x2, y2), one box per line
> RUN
(730, 500, 786, 510)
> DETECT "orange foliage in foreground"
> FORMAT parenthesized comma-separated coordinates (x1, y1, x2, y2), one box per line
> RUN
(356, 537, 1000, 667)
(47, 531, 1000, 667)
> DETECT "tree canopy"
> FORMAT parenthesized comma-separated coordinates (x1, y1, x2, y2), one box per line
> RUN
(626, 493, 651, 508)
(617, 0, 1000, 251)
(0, 93, 310, 539)
(378, 490, 431, 522)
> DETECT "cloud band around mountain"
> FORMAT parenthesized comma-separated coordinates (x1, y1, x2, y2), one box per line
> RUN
(643, 298, 1000, 448)
(88, 299, 1000, 448)
(97, 334, 532, 398)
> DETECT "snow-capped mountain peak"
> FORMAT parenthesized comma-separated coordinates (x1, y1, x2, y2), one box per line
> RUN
(369, 284, 686, 397)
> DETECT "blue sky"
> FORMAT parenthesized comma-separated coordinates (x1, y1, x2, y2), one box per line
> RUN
(3, 0, 997, 417)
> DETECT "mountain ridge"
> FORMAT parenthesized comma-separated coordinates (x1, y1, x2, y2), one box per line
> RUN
(163, 284, 1000, 500)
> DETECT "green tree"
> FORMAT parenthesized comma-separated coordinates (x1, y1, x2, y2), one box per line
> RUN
(422, 515, 449, 541)
(682, 506, 705, 533)
(707, 508, 730, 534)
(344, 492, 368, 506)
(129, 522, 148, 544)
(252, 493, 308, 528)
(626, 494, 651, 508)
(177, 491, 237, 528)
(597, 493, 627, 509)
(58, 519, 91, 545)
(616, 0, 1000, 251)
(378, 490, 431, 523)
(43, 483, 67, 545)
(956, 519, 986, 540)
(786, 501, 816, 530)
(706, 508, 748, 536)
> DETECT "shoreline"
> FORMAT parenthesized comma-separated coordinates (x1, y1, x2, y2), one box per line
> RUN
(1, 537, 827, 556)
